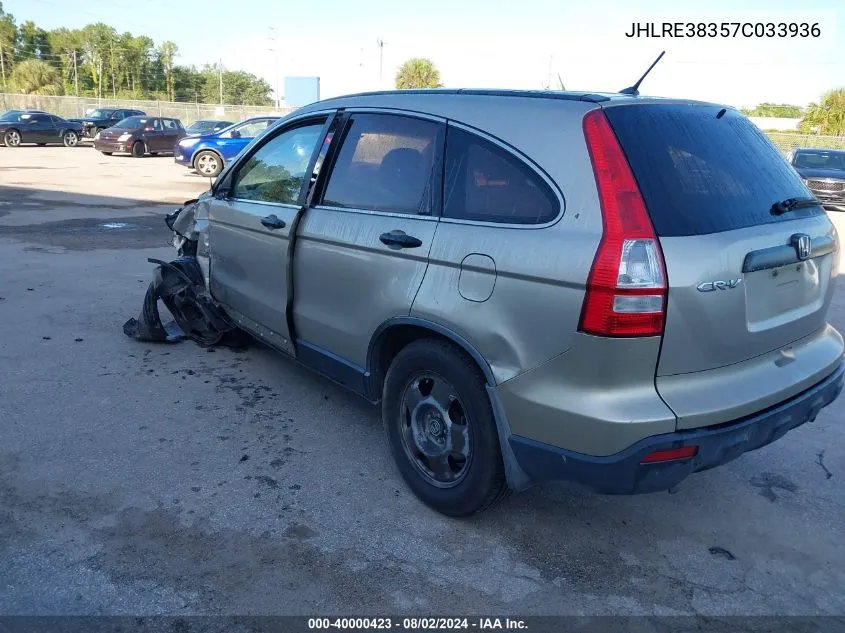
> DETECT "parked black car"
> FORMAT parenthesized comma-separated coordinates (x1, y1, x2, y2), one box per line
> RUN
(789, 148, 845, 212)
(0, 111, 83, 147)
(93, 115, 186, 157)
(185, 119, 234, 135)
(69, 108, 146, 138)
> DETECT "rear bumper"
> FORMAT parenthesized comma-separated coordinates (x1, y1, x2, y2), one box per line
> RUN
(509, 361, 844, 494)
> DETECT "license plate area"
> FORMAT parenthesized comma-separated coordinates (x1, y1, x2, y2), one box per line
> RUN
(745, 255, 829, 332)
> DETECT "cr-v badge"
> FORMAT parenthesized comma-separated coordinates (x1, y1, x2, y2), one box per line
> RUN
(697, 279, 742, 292)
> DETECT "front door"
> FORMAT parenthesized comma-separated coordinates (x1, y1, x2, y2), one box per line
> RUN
(293, 111, 444, 372)
(23, 114, 53, 143)
(207, 116, 332, 354)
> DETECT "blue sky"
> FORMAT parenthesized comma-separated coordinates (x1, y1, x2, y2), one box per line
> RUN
(5, 0, 843, 108)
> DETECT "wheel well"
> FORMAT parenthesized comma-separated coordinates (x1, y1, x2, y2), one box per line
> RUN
(369, 323, 495, 399)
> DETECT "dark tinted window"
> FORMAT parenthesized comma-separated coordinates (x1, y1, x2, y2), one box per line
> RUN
(322, 114, 442, 215)
(232, 122, 325, 205)
(444, 127, 559, 224)
(604, 105, 823, 237)
(793, 150, 845, 171)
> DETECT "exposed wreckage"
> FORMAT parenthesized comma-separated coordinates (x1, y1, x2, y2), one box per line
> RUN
(123, 193, 248, 348)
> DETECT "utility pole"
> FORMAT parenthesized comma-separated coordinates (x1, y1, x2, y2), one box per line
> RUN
(376, 39, 384, 89)
(73, 50, 79, 96)
(218, 58, 223, 104)
(0, 43, 6, 91)
(269, 27, 281, 110)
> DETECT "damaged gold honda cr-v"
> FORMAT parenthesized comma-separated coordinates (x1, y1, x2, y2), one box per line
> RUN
(124, 89, 844, 517)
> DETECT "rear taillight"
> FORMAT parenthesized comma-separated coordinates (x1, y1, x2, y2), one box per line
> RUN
(579, 109, 667, 338)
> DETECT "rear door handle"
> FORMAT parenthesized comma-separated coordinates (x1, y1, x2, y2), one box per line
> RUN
(379, 230, 423, 248)
(261, 214, 286, 230)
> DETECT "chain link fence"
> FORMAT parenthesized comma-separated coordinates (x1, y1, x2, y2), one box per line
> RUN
(3, 92, 844, 154)
(0, 93, 296, 123)
(765, 132, 845, 155)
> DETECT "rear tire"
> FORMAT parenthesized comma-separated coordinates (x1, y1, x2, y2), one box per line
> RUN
(131, 141, 145, 158)
(382, 339, 509, 517)
(194, 150, 222, 177)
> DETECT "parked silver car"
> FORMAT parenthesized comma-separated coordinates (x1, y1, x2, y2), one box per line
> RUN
(149, 89, 844, 516)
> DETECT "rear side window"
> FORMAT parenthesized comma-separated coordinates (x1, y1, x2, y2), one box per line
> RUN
(443, 127, 559, 224)
(322, 113, 443, 215)
(604, 104, 822, 237)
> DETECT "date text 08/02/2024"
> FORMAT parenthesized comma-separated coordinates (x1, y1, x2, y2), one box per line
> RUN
(625, 22, 821, 38)
(307, 617, 528, 630)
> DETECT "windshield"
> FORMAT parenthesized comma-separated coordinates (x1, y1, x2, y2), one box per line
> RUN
(114, 116, 148, 129)
(0, 111, 22, 121)
(188, 120, 216, 130)
(793, 151, 845, 172)
(88, 109, 114, 118)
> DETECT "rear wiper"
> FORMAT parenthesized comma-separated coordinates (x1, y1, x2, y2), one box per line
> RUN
(770, 197, 821, 216)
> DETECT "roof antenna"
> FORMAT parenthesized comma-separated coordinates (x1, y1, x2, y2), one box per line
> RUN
(619, 51, 665, 96)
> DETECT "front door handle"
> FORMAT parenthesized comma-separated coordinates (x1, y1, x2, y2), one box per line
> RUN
(379, 230, 423, 248)
(261, 214, 286, 230)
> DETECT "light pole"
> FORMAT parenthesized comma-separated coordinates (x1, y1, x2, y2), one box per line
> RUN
(377, 39, 384, 89)
(269, 27, 281, 109)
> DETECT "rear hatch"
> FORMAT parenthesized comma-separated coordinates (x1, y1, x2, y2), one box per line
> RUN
(603, 103, 840, 423)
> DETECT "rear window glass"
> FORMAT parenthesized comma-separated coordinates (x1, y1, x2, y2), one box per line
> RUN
(603, 104, 823, 237)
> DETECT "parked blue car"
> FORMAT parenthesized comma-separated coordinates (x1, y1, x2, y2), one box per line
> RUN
(173, 116, 280, 177)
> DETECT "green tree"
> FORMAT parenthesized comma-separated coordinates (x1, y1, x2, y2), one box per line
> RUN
(740, 103, 804, 118)
(198, 64, 272, 106)
(0, 2, 17, 89)
(157, 40, 177, 101)
(80, 23, 116, 98)
(17, 20, 49, 58)
(395, 58, 443, 89)
(800, 89, 845, 136)
(47, 27, 84, 94)
(10, 58, 63, 94)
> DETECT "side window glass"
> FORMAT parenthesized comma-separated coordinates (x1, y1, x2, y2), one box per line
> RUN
(322, 113, 442, 215)
(443, 127, 559, 224)
(232, 122, 325, 205)
(163, 119, 178, 130)
(234, 120, 268, 138)
(152, 119, 163, 131)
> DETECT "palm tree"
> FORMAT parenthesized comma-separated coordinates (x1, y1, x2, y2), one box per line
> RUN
(395, 58, 443, 90)
(10, 59, 63, 95)
(800, 89, 845, 136)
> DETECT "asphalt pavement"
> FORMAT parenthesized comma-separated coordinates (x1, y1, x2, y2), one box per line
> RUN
(1, 146, 844, 617)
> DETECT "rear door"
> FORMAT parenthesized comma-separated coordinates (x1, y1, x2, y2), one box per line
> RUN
(604, 104, 839, 424)
(161, 118, 183, 150)
(207, 114, 333, 355)
(292, 111, 444, 372)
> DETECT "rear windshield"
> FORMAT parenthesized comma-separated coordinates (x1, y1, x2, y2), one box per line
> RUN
(603, 104, 823, 237)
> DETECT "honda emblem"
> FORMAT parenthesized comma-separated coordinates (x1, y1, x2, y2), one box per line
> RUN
(791, 233, 812, 261)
